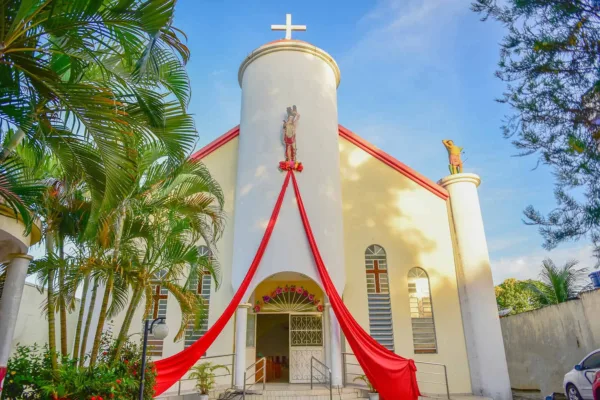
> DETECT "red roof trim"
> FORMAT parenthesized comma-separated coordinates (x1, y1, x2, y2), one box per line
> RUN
(190, 125, 240, 161)
(189, 124, 449, 200)
(338, 125, 449, 200)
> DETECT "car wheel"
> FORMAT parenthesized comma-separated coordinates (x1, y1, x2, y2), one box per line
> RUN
(566, 383, 583, 400)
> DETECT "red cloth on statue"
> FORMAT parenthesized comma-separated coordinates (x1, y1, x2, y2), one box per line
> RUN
(290, 173, 421, 400)
(152, 171, 292, 396)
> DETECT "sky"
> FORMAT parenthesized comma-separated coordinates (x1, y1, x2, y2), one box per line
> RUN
(168, 0, 598, 285)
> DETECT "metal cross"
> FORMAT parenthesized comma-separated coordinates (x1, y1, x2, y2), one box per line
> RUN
(151, 285, 168, 319)
(271, 13, 306, 40)
(366, 260, 387, 293)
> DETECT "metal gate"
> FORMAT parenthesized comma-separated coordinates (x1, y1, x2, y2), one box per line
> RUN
(289, 314, 324, 383)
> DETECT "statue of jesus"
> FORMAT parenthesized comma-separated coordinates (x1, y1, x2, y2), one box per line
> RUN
(283, 105, 300, 162)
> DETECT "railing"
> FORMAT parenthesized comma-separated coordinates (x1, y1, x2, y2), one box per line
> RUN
(173, 353, 235, 396)
(242, 357, 266, 399)
(342, 352, 450, 399)
(310, 356, 332, 400)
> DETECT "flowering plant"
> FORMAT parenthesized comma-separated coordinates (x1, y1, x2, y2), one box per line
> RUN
(278, 160, 304, 172)
(252, 284, 323, 312)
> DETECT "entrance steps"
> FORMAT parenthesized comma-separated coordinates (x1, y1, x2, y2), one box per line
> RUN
(211, 386, 367, 399)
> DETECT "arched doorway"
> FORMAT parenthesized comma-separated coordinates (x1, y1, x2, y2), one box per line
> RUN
(248, 272, 325, 384)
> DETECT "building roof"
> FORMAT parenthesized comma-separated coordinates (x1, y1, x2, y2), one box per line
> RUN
(190, 125, 449, 200)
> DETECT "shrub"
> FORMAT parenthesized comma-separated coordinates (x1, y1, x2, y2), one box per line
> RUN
(1, 336, 156, 400)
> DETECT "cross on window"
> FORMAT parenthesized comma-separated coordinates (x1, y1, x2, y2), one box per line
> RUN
(197, 270, 211, 295)
(151, 285, 168, 319)
(366, 260, 387, 293)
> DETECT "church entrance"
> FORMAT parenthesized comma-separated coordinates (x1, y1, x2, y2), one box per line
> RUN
(249, 273, 325, 384)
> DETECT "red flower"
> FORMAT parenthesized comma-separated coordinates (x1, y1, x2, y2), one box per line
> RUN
(317, 304, 324, 312)
(308, 294, 315, 301)
(302, 289, 309, 297)
(98, 397, 104, 400)
(313, 299, 320, 305)
(116, 379, 122, 384)
(295, 287, 303, 294)
(253, 305, 261, 313)
(110, 395, 114, 399)
(124, 360, 129, 364)
(91, 397, 96, 400)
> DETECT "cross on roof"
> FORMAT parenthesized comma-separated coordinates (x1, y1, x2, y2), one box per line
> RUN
(271, 13, 306, 40)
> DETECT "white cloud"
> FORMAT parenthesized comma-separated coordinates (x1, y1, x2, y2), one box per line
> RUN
(490, 244, 597, 285)
(344, 0, 467, 64)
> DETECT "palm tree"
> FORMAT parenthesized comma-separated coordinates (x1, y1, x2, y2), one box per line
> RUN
(1, 0, 195, 215)
(89, 144, 225, 365)
(528, 259, 588, 305)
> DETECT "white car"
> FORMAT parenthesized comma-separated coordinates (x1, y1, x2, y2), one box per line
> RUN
(564, 349, 600, 400)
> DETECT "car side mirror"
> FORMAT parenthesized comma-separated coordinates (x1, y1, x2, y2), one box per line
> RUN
(574, 364, 583, 371)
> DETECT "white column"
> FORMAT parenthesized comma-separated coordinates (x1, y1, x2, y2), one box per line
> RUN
(323, 302, 331, 370)
(0, 254, 32, 387)
(234, 303, 251, 389)
(327, 305, 343, 387)
(439, 173, 512, 400)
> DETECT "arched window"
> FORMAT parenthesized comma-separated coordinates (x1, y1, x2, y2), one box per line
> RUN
(146, 269, 168, 357)
(184, 245, 213, 348)
(408, 268, 437, 353)
(365, 245, 394, 351)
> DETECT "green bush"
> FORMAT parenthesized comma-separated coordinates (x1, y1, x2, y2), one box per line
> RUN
(1, 335, 156, 400)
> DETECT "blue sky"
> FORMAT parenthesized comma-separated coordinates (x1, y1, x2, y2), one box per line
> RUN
(175, 1, 593, 283)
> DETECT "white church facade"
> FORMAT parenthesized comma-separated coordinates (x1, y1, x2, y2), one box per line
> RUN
(94, 16, 511, 400)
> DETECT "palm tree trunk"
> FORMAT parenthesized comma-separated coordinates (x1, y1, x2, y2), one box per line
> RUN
(79, 277, 98, 367)
(112, 286, 143, 363)
(58, 239, 68, 356)
(90, 206, 126, 367)
(73, 275, 90, 361)
(46, 235, 58, 371)
(89, 273, 113, 367)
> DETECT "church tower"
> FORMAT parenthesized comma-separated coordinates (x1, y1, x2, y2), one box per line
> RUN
(229, 15, 346, 388)
(230, 23, 345, 295)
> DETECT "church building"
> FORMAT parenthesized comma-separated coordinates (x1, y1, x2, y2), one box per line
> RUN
(104, 15, 512, 400)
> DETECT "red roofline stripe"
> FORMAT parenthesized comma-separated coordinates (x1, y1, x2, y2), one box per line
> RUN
(338, 125, 449, 200)
(190, 125, 240, 161)
(189, 124, 449, 200)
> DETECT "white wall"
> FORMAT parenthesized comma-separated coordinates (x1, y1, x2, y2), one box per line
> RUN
(500, 289, 600, 394)
(9, 283, 80, 355)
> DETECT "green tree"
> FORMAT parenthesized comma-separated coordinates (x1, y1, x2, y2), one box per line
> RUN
(472, 0, 600, 258)
(529, 258, 589, 304)
(495, 278, 544, 315)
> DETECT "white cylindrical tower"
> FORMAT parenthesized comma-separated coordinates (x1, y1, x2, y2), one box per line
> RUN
(439, 173, 512, 400)
(231, 39, 345, 294)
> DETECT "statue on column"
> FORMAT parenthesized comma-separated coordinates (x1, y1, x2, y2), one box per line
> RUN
(442, 139, 463, 174)
(279, 105, 303, 172)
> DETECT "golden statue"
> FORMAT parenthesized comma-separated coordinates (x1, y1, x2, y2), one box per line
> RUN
(442, 139, 463, 174)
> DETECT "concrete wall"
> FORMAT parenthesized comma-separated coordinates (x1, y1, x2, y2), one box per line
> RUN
(500, 289, 600, 394)
(10, 283, 80, 355)
(339, 137, 472, 395)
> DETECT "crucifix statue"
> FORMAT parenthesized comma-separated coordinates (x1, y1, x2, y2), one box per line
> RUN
(283, 105, 300, 162)
(271, 13, 306, 40)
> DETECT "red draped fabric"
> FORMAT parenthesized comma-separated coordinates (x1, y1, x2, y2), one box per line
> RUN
(153, 171, 292, 396)
(153, 170, 420, 399)
(290, 172, 420, 400)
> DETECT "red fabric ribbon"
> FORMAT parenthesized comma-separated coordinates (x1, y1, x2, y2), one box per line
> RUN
(290, 172, 420, 400)
(153, 170, 292, 396)
(153, 170, 420, 399)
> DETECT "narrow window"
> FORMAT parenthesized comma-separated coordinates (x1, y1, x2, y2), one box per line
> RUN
(408, 268, 437, 353)
(365, 245, 394, 351)
(184, 245, 212, 348)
